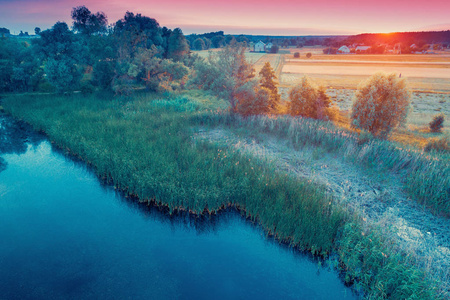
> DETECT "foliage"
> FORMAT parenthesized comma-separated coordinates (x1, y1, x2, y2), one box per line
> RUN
(259, 62, 280, 112)
(269, 45, 279, 53)
(429, 113, 445, 133)
(235, 81, 271, 116)
(0, 38, 43, 92)
(71, 5, 108, 35)
(193, 38, 206, 50)
(45, 58, 82, 92)
(167, 28, 189, 61)
(190, 43, 255, 112)
(351, 73, 411, 138)
(293, 52, 300, 58)
(306, 53, 312, 58)
(34, 22, 85, 92)
(288, 76, 333, 120)
(92, 61, 113, 90)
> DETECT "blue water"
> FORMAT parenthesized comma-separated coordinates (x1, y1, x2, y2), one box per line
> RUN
(0, 115, 357, 299)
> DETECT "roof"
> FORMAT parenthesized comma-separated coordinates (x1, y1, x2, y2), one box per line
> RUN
(255, 40, 265, 45)
(356, 46, 371, 51)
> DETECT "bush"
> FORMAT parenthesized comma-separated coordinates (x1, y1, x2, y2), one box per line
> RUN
(80, 81, 95, 94)
(306, 53, 312, 58)
(351, 73, 411, 138)
(424, 137, 450, 153)
(235, 81, 271, 117)
(288, 76, 333, 120)
(429, 113, 444, 133)
(293, 52, 300, 58)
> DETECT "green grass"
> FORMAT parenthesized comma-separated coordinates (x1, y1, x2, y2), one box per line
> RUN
(1, 91, 443, 299)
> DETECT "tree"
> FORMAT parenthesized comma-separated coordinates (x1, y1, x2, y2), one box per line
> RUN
(288, 76, 332, 120)
(211, 35, 225, 48)
(351, 73, 411, 138)
(45, 58, 81, 92)
(35, 22, 84, 92)
(235, 81, 271, 116)
(193, 38, 206, 50)
(34, 27, 41, 35)
(191, 43, 255, 112)
(71, 5, 108, 35)
(259, 62, 280, 112)
(93, 60, 115, 90)
(167, 28, 189, 61)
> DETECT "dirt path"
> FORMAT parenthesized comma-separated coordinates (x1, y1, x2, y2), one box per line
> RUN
(195, 127, 450, 292)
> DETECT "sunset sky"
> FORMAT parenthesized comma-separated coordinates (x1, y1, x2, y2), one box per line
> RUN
(1, 0, 449, 35)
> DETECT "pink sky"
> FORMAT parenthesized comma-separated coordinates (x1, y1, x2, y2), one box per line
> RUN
(1, 0, 449, 35)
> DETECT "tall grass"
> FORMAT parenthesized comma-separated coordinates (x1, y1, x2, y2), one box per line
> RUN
(194, 111, 450, 216)
(2, 93, 343, 255)
(2, 92, 442, 299)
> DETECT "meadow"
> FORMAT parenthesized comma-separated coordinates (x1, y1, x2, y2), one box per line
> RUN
(2, 91, 446, 299)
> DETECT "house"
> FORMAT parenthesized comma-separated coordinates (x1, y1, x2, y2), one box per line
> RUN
(254, 41, 266, 52)
(338, 45, 350, 54)
(355, 46, 371, 53)
(266, 42, 273, 51)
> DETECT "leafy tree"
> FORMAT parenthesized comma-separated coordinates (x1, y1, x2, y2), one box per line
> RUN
(114, 12, 163, 54)
(269, 45, 279, 53)
(34, 27, 41, 35)
(167, 28, 189, 61)
(35, 22, 84, 92)
(259, 62, 280, 111)
(289, 76, 333, 120)
(0, 27, 10, 36)
(211, 35, 225, 48)
(71, 5, 108, 35)
(45, 58, 81, 92)
(235, 81, 271, 116)
(190, 43, 255, 112)
(351, 73, 411, 138)
(93, 60, 115, 90)
(202, 37, 212, 49)
(193, 38, 206, 50)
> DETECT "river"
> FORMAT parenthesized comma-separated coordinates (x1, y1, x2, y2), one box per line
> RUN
(0, 114, 356, 299)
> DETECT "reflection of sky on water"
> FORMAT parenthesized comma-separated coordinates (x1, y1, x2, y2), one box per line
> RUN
(0, 114, 357, 299)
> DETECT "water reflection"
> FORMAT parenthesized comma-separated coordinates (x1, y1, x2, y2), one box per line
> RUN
(0, 113, 357, 299)
(0, 113, 45, 172)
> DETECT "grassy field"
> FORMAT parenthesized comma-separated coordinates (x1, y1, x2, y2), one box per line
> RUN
(2, 91, 445, 299)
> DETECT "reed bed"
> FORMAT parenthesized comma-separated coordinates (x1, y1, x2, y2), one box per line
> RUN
(1, 92, 443, 299)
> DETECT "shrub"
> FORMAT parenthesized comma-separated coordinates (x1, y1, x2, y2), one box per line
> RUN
(306, 53, 312, 58)
(424, 137, 450, 153)
(288, 76, 333, 120)
(80, 81, 95, 94)
(429, 113, 445, 133)
(293, 52, 300, 58)
(351, 73, 411, 138)
(235, 81, 271, 116)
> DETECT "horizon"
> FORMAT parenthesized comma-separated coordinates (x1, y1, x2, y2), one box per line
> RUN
(1, 0, 450, 36)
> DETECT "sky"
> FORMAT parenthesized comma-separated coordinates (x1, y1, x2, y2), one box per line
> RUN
(1, 0, 449, 35)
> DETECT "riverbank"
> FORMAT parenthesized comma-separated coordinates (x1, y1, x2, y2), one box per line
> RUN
(1, 91, 445, 299)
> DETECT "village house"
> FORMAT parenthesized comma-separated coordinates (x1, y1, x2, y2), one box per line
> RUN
(355, 45, 371, 53)
(266, 42, 273, 51)
(338, 45, 350, 54)
(254, 41, 266, 52)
